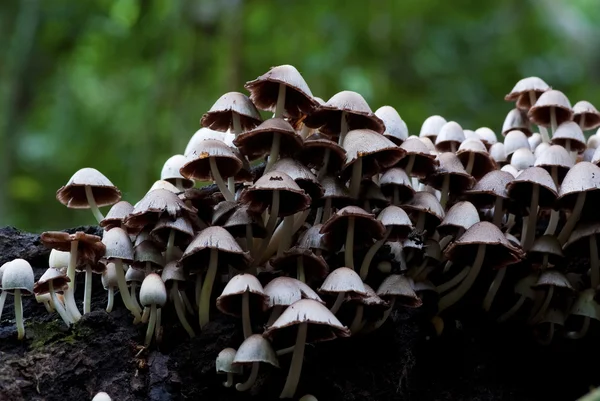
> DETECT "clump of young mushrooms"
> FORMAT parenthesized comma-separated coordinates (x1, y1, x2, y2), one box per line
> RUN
(4, 66, 600, 398)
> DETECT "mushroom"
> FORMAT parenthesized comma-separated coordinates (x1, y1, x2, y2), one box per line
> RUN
(456, 139, 496, 179)
(100, 201, 134, 230)
(534, 307, 566, 346)
(573, 100, 600, 132)
(264, 277, 324, 325)
(216, 273, 268, 339)
(1, 259, 34, 339)
(160, 155, 195, 191)
(297, 133, 346, 178)
(125, 267, 145, 317)
(263, 299, 350, 399)
(396, 136, 438, 179)
(529, 270, 574, 324)
(318, 267, 367, 314)
(502, 108, 531, 137)
(216, 348, 242, 388)
(436, 201, 480, 249)
(269, 246, 329, 284)
(419, 115, 447, 143)
(504, 76, 551, 141)
(565, 289, 600, 339)
(435, 121, 465, 152)
(497, 273, 539, 323)
(552, 121, 586, 161)
(101, 263, 119, 313)
(0, 261, 10, 321)
(233, 334, 280, 392)
(528, 89, 573, 135)
(348, 283, 389, 334)
(92, 392, 112, 401)
(379, 168, 414, 206)
(33, 267, 73, 326)
(201, 91, 262, 136)
(475, 127, 497, 149)
(375, 105, 408, 145)
(139, 273, 167, 347)
(161, 262, 195, 338)
(56, 167, 121, 223)
(425, 152, 475, 208)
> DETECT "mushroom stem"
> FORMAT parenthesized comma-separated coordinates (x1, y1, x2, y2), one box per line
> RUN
(155, 309, 163, 345)
(294, 209, 310, 232)
(172, 282, 195, 338)
(317, 149, 331, 180)
(64, 287, 82, 322)
(323, 197, 333, 223)
(565, 316, 590, 339)
(210, 157, 235, 202)
(493, 196, 504, 228)
(544, 168, 560, 236)
(84, 265, 93, 314)
(180, 290, 196, 314)
(439, 175, 450, 208)
(114, 260, 142, 320)
(392, 187, 400, 205)
(590, 234, 599, 289)
(67, 240, 78, 287)
(278, 215, 295, 257)
(367, 297, 396, 333)
(49, 282, 74, 325)
(465, 153, 475, 175)
(314, 207, 323, 226)
(199, 249, 219, 328)
(405, 155, 415, 177)
(265, 133, 281, 173)
(228, 177, 235, 195)
(165, 229, 176, 263)
(530, 286, 554, 324)
(528, 92, 550, 143)
(253, 191, 280, 264)
(330, 292, 345, 314)
(236, 362, 260, 392)
(550, 106, 557, 135)
(338, 111, 348, 145)
(416, 211, 426, 233)
(579, 114, 586, 131)
(438, 243, 485, 313)
(482, 267, 507, 312)
(224, 372, 234, 388)
(84, 185, 104, 223)
(14, 289, 25, 340)
(245, 224, 254, 253)
(129, 283, 142, 322)
(0, 291, 5, 320)
(523, 185, 539, 251)
(349, 158, 363, 199)
(280, 322, 308, 398)
(557, 191, 586, 245)
(436, 266, 470, 294)
(350, 304, 364, 334)
(297, 257, 305, 283)
(42, 300, 53, 313)
(344, 217, 355, 269)
(438, 235, 452, 251)
(267, 305, 283, 326)
(195, 273, 202, 307)
(242, 291, 253, 339)
(232, 113, 242, 136)
(497, 295, 526, 323)
(360, 228, 391, 280)
(141, 306, 149, 323)
(106, 287, 114, 312)
(145, 304, 157, 347)
(260, 209, 309, 264)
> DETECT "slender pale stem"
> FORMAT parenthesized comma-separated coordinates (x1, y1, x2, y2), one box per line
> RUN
(349, 158, 363, 199)
(529, 92, 550, 143)
(165, 229, 176, 263)
(368, 297, 396, 332)
(544, 167, 560, 236)
(323, 197, 333, 223)
(145, 304, 157, 347)
(180, 290, 195, 314)
(210, 157, 234, 201)
(557, 192, 586, 245)
(236, 362, 260, 392)
(67, 240, 78, 287)
(199, 249, 219, 328)
(63, 287, 82, 321)
(84, 265, 92, 314)
(265, 133, 281, 173)
(253, 191, 280, 265)
(48, 281, 73, 326)
(293, 209, 310, 232)
(360, 228, 391, 280)
(114, 259, 142, 320)
(278, 215, 295, 257)
(172, 282, 195, 338)
(317, 149, 330, 179)
(439, 175, 450, 208)
(465, 153, 475, 175)
(267, 305, 283, 326)
(85, 185, 104, 223)
(416, 212, 426, 233)
(482, 267, 506, 312)
(530, 286, 554, 324)
(106, 287, 114, 312)
(242, 292, 252, 339)
(42, 300, 53, 313)
(438, 243, 485, 313)
(344, 217, 355, 269)
(14, 290, 24, 340)
(493, 197, 504, 227)
(224, 372, 234, 388)
(350, 305, 364, 334)
(524, 185, 539, 251)
(550, 106, 557, 135)
(232, 113, 242, 136)
(297, 257, 306, 283)
(141, 306, 149, 323)
(405, 155, 415, 176)
(314, 207, 323, 226)
(227, 177, 235, 195)
(565, 316, 590, 339)
(155, 309, 162, 345)
(129, 282, 142, 322)
(280, 322, 308, 398)
(330, 292, 345, 314)
(590, 234, 599, 288)
(0, 291, 6, 321)
(338, 111, 348, 145)
(245, 224, 254, 253)
(497, 295, 526, 323)
(436, 266, 470, 294)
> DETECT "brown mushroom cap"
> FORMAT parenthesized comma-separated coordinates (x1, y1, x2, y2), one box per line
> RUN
(437, 201, 480, 238)
(556, 162, 600, 213)
(528, 235, 564, 268)
(341, 129, 406, 180)
(233, 118, 303, 161)
(315, 176, 352, 209)
(216, 273, 269, 317)
(297, 132, 346, 173)
(222, 205, 267, 239)
(419, 115, 447, 141)
(377, 205, 414, 241)
(506, 167, 558, 210)
(297, 224, 327, 252)
(551, 121, 586, 153)
(179, 226, 251, 271)
(262, 299, 350, 348)
(244, 64, 319, 119)
(150, 216, 195, 248)
(271, 158, 324, 201)
(463, 170, 513, 209)
(132, 240, 164, 270)
(504, 76, 550, 109)
(534, 270, 574, 290)
(100, 201, 134, 230)
(573, 100, 600, 131)
(33, 268, 70, 294)
(375, 105, 408, 145)
(376, 274, 422, 307)
(346, 283, 388, 308)
(359, 179, 390, 210)
(240, 170, 311, 216)
(502, 108, 532, 137)
(379, 167, 415, 203)
(395, 137, 438, 178)
(444, 221, 524, 269)
(179, 187, 219, 223)
(456, 139, 496, 179)
(201, 92, 262, 132)
(320, 206, 386, 250)
(435, 121, 465, 152)
(40, 231, 106, 266)
(180, 139, 242, 181)
(425, 152, 475, 193)
(212, 200, 239, 226)
(528, 90, 574, 127)
(269, 247, 329, 280)
(264, 277, 324, 308)
(125, 189, 197, 234)
(400, 191, 445, 232)
(56, 168, 121, 208)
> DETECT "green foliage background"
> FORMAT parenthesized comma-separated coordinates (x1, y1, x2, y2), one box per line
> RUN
(1, 0, 599, 231)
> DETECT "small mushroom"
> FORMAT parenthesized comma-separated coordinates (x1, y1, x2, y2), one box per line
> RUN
(100, 201, 134, 230)
(161, 155, 195, 190)
(375, 105, 408, 145)
(161, 262, 195, 338)
(502, 108, 531, 137)
(419, 115, 447, 142)
(318, 267, 367, 314)
(565, 289, 600, 339)
(92, 392, 112, 401)
(139, 273, 167, 347)
(435, 121, 465, 152)
(217, 348, 242, 388)
(1, 259, 35, 340)
(233, 334, 279, 391)
(573, 100, 600, 131)
(497, 273, 539, 323)
(33, 267, 72, 326)
(201, 91, 262, 135)
(264, 277, 324, 325)
(528, 89, 573, 135)
(101, 263, 119, 313)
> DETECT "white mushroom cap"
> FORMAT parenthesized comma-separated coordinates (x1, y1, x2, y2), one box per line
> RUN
(318, 267, 366, 296)
(475, 127, 497, 146)
(49, 249, 70, 269)
(1, 259, 35, 295)
(125, 266, 145, 284)
(216, 348, 242, 374)
(510, 147, 535, 171)
(101, 263, 119, 289)
(161, 155, 193, 183)
(139, 273, 167, 307)
(148, 180, 180, 194)
(0, 261, 9, 290)
(185, 127, 235, 156)
(504, 130, 529, 157)
(92, 392, 112, 401)
(489, 142, 506, 163)
(102, 228, 134, 262)
(300, 395, 318, 401)
(264, 277, 324, 308)
(232, 334, 279, 368)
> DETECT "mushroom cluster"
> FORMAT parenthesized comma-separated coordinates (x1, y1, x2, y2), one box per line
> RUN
(4, 66, 600, 399)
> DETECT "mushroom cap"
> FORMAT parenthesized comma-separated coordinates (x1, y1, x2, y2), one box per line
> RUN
(534, 144, 574, 183)
(395, 137, 438, 178)
(445, 222, 524, 269)
(489, 142, 507, 164)
(502, 108, 531, 136)
(102, 228, 134, 263)
(132, 241, 164, 270)
(148, 180, 181, 194)
(588, 134, 600, 149)
(400, 191, 445, 231)
(139, 273, 167, 307)
(244, 64, 319, 118)
(475, 127, 498, 148)
(504, 130, 530, 158)
(425, 152, 475, 193)
(269, 247, 329, 280)
(573, 100, 600, 130)
(222, 204, 267, 239)
(56, 168, 121, 209)
(212, 200, 239, 226)
(160, 155, 195, 188)
(101, 262, 119, 289)
(379, 167, 415, 203)
(437, 201, 480, 238)
(92, 392, 112, 401)
(233, 118, 303, 161)
(126, 266, 146, 284)
(528, 235, 564, 268)
(201, 92, 262, 132)
(456, 139, 496, 179)
(184, 127, 235, 156)
(318, 267, 367, 297)
(506, 166, 558, 210)
(216, 273, 269, 317)
(299, 395, 318, 401)
(377, 205, 414, 241)
(125, 189, 197, 232)
(347, 283, 388, 308)
(511, 148, 535, 171)
(150, 216, 195, 248)
(304, 91, 385, 136)
(528, 89, 574, 127)
(556, 162, 600, 212)
(297, 133, 346, 173)
(528, 133, 543, 152)
(262, 299, 350, 348)
(504, 76, 550, 108)
(1, 259, 35, 295)
(48, 249, 70, 270)
(563, 221, 600, 256)
(375, 105, 408, 145)
(232, 334, 279, 368)
(359, 179, 389, 210)
(320, 206, 386, 250)
(376, 274, 422, 307)
(100, 201, 134, 230)
(551, 121, 586, 152)
(435, 121, 465, 151)
(271, 158, 324, 201)
(264, 277, 324, 308)
(570, 289, 600, 320)
(180, 139, 242, 180)
(341, 129, 406, 180)
(315, 175, 352, 209)
(297, 224, 327, 252)
(160, 261, 186, 283)
(0, 262, 8, 290)
(216, 348, 242, 374)
(534, 270, 574, 290)
(240, 170, 311, 216)
(33, 267, 70, 294)
(180, 226, 251, 271)
(41, 231, 106, 266)
(419, 115, 447, 140)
